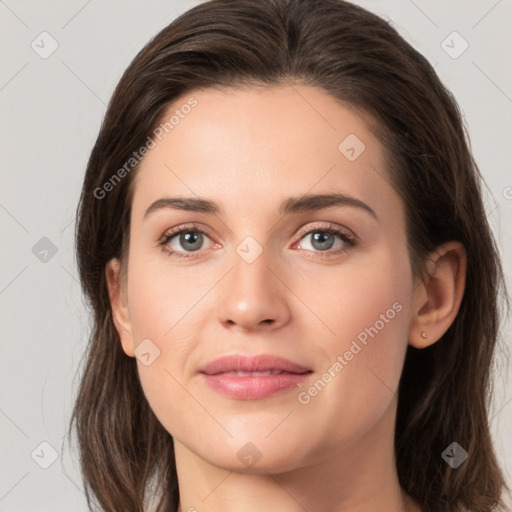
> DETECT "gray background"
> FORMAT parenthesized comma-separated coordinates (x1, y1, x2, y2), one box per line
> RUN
(1, 1, 511, 510)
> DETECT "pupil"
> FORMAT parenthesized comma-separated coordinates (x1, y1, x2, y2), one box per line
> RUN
(312, 232, 334, 250)
(181, 232, 202, 251)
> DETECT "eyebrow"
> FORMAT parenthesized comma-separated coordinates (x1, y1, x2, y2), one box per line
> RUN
(143, 193, 378, 220)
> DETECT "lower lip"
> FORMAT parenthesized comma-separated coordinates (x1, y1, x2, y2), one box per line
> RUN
(201, 372, 312, 400)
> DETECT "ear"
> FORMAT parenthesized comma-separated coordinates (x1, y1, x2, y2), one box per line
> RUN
(105, 258, 135, 357)
(408, 241, 467, 349)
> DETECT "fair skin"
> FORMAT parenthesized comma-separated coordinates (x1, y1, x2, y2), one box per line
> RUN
(106, 84, 466, 512)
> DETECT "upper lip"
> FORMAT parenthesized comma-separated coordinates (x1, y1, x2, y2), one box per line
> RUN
(198, 354, 312, 375)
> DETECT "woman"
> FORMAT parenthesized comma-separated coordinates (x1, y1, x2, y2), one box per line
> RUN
(69, 0, 510, 510)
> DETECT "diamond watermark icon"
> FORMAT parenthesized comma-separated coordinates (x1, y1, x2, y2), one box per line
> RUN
(441, 441, 468, 469)
(441, 31, 469, 59)
(31, 31, 59, 59)
(237, 442, 263, 468)
(236, 236, 263, 264)
(31, 441, 58, 469)
(338, 134, 366, 161)
(32, 237, 58, 263)
(134, 338, 161, 366)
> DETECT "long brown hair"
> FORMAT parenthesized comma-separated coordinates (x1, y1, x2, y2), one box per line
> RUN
(68, 0, 510, 510)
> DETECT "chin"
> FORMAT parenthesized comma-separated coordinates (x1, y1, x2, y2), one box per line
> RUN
(192, 436, 309, 475)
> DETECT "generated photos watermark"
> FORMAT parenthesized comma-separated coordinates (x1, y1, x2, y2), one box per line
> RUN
(298, 301, 403, 404)
(93, 97, 198, 200)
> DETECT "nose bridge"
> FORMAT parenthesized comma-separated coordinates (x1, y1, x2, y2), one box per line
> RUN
(233, 235, 272, 289)
(216, 233, 290, 330)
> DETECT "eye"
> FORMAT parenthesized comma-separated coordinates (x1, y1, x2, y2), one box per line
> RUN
(159, 222, 357, 260)
(160, 223, 217, 259)
(294, 223, 357, 257)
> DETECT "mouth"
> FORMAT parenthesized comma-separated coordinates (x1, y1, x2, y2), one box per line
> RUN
(217, 369, 288, 376)
(198, 354, 313, 400)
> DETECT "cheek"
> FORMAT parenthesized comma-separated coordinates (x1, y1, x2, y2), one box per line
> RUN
(307, 245, 411, 357)
(126, 251, 210, 342)
(125, 256, 218, 437)
(298, 249, 412, 432)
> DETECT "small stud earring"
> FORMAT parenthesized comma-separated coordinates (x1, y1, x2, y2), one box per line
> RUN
(421, 331, 427, 339)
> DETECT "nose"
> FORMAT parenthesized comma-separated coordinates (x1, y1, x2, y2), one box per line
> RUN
(216, 247, 291, 332)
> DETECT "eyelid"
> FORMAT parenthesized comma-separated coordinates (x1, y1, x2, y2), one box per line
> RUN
(294, 222, 357, 242)
(160, 222, 212, 242)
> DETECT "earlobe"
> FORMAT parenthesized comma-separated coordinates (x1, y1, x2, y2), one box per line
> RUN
(408, 241, 467, 349)
(105, 258, 135, 357)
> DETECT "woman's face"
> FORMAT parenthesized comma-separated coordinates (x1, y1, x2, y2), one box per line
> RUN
(110, 84, 418, 473)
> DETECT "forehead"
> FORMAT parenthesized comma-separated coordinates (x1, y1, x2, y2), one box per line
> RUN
(130, 83, 401, 224)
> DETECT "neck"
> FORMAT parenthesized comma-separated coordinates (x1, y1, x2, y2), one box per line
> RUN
(174, 400, 421, 512)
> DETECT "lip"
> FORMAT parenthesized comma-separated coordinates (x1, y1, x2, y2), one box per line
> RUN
(198, 354, 313, 400)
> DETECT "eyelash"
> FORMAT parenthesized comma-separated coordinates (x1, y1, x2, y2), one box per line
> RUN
(159, 222, 357, 260)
